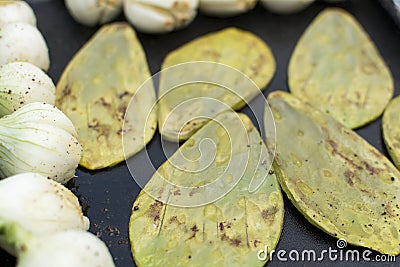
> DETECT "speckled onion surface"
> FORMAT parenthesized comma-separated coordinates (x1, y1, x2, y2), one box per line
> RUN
(158, 27, 275, 141)
(383, 95, 400, 170)
(288, 8, 393, 129)
(56, 22, 156, 170)
(0, 62, 55, 117)
(130, 112, 284, 266)
(267, 91, 400, 255)
(0, 22, 50, 71)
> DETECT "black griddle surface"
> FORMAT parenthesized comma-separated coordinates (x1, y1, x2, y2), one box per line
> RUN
(1, 0, 399, 266)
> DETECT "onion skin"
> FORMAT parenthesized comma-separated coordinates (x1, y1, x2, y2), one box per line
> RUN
(124, 0, 199, 34)
(0, 62, 56, 117)
(0, 22, 50, 71)
(0, 173, 90, 256)
(260, 0, 315, 14)
(199, 0, 257, 17)
(0, 103, 82, 184)
(65, 0, 123, 26)
(0, 1, 36, 27)
(16, 230, 115, 267)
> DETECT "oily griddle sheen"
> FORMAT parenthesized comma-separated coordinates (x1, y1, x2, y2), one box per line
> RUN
(56, 23, 156, 170)
(383, 95, 400, 170)
(130, 112, 284, 266)
(288, 8, 393, 129)
(267, 91, 400, 255)
(158, 27, 275, 141)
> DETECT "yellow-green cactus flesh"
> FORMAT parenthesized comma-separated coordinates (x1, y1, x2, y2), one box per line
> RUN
(383, 95, 400, 170)
(130, 112, 284, 266)
(267, 91, 400, 255)
(158, 27, 276, 141)
(56, 23, 156, 170)
(288, 8, 393, 129)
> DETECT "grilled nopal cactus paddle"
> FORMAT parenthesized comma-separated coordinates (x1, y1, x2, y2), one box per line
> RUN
(158, 27, 275, 141)
(289, 8, 393, 129)
(383, 95, 400, 170)
(267, 91, 400, 255)
(130, 112, 284, 266)
(56, 22, 156, 170)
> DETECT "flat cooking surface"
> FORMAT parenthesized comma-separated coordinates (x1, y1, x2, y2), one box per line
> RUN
(1, 0, 399, 266)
